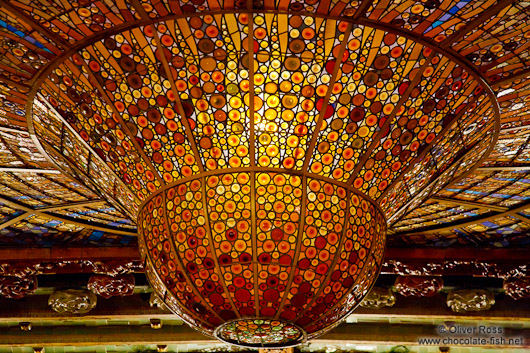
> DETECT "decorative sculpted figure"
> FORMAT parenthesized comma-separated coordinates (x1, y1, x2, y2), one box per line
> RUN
(359, 287, 396, 309)
(394, 276, 443, 297)
(0, 275, 37, 299)
(503, 277, 530, 300)
(446, 290, 495, 313)
(48, 289, 97, 314)
(87, 274, 135, 299)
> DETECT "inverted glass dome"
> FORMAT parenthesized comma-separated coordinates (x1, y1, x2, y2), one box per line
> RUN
(29, 7, 497, 348)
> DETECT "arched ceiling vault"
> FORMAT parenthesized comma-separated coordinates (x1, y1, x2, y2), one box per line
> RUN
(0, 0, 528, 247)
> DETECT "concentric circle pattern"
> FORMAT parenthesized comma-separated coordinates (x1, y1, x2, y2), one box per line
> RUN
(33, 14, 493, 215)
(138, 173, 386, 342)
(31, 9, 495, 348)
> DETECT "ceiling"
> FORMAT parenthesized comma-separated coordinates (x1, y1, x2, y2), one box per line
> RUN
(0, 0, 529, 249)
(0, 0, 530, 351)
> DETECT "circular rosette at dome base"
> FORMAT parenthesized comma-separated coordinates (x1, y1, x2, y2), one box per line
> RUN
(214, 318, 306, 348)
(138, 172, 386, 345)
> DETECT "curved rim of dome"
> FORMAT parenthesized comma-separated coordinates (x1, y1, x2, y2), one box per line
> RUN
(213, 317, 308, 348)
(25, 10, 501, 216)
(23, 109, 140, 217)
(141, 254, 216, 333)
(137, 168, 389, 217)
(24, 100, 142, 215)
(24, 10, 500, 98)
(299, 239, 386, 342)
